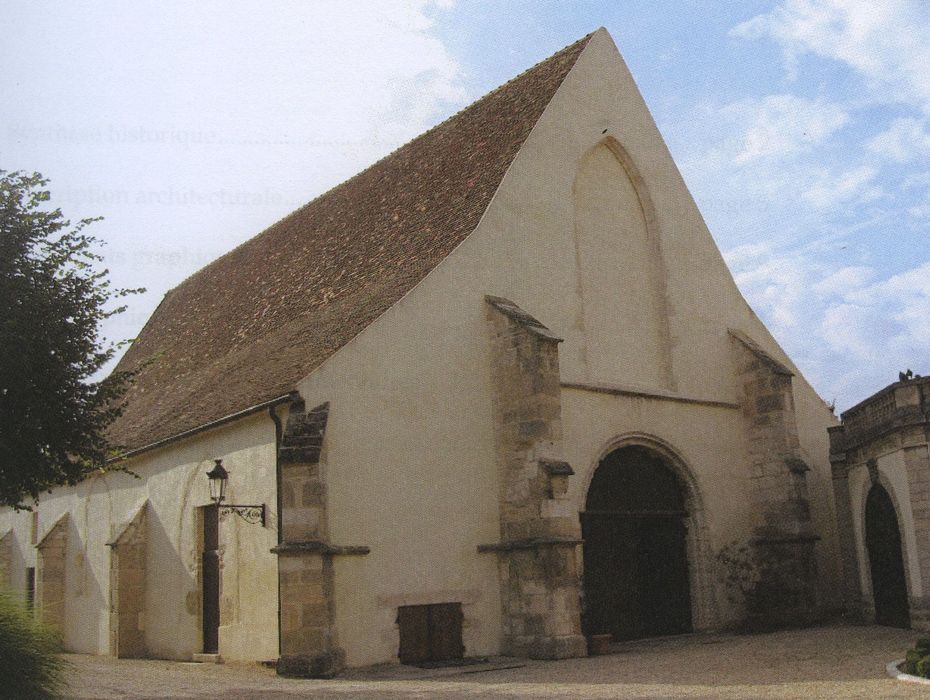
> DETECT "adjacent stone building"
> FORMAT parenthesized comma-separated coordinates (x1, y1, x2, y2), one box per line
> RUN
(0, 29, 843, 673)
(829, 375, 930, 631)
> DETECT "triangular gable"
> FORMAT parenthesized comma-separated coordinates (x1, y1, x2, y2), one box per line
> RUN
(35, 512, 69, 549)
(109, 33, 595, 453)
(106, 501, 148, 547)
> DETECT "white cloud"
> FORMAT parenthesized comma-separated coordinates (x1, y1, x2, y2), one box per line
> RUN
(732, 0, 930, 113)
(827, 262, 930, 365)
(727, 247, 929, 409)
(722, 95, 849, 163)
(733, 253, 812, 332)
(812, 265, 874, 297)
(866, 117, 930, 162)
(803, 165, 881, 209)
(821, 302, 876, 359)
(902, 171, 930, 189)
(0, 0, 467, 374)
(722, 242, 772, 267)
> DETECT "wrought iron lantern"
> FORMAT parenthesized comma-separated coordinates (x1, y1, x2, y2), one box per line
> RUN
(206, 459, 266, 526)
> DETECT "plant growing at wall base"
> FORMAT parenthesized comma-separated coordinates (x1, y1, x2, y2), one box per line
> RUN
(902, 638, 930, 678)
(717, 539, 813, 630)
(0, 589, 68, 698)
(0, 170, 142, 508)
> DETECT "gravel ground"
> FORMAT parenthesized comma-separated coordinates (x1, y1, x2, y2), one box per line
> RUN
(62, 623, 928, 699)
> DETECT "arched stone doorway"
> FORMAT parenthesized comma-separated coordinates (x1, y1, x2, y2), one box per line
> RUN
(581, 445, 692, 640)
(865, 483, 910, 628)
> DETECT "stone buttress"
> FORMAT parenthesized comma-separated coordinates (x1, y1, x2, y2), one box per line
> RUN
(0, 529, 12, 589)
(106, 502, 148, 658)
(480, 296, 587, 659)
(36, 513, 69, 632)
(272, 397, 368, 677)
(730, 329, 820, 626)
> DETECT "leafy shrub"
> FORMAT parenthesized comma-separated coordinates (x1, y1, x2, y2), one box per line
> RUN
(0, 589, 67, 698)
(904, 649, 923, 675)
(916, 654, 930, 680)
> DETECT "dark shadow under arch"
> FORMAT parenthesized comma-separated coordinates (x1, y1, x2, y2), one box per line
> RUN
(581, 445, 692, 640)
(865, 483, 910, 628)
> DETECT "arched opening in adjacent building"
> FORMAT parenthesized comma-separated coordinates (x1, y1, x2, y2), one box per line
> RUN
(865, 483, 910, 628)
(581, 445, 692, 640)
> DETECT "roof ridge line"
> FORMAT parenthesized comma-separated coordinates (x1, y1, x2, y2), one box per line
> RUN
(158, 31, 597, 298)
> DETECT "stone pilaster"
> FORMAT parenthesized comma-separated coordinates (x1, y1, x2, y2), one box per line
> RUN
(272, 397, 368, 678)
(827, 428, 862, 617)
(729, 330, 820, 626)
(481, 296, 586, 660)
(36, 513, 69, 632)
(107, 503, 148, 658)
(903, 441, 930, 630)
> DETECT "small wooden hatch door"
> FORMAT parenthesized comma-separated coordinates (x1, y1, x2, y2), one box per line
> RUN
(397, 603, 464, 664)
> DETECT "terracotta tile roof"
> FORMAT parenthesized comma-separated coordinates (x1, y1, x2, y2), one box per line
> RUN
(109, 33, 593, 452)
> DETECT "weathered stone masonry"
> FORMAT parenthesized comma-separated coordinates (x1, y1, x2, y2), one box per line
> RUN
(0, 529, 12, 589)
(36, 513, 69, 631)
(730, 330, 820, 626)
(829, 376, 930, 630)
(272, 397, 369, 678)
(480, 296, 587, 660)
(106, 502, 148, 658)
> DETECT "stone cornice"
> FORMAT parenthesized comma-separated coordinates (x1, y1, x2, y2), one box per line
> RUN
(561, 381, 739, 410)
(271, 540, 369, 556)
(477, 537, 583, 553)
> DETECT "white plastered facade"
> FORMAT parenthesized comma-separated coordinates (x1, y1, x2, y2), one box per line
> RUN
(0, 29, 840, 666)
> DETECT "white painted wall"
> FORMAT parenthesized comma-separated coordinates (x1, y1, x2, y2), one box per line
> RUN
(0, 413, 279, 661)
(291, 28, 839, 666)
(0, 28, 839, 668)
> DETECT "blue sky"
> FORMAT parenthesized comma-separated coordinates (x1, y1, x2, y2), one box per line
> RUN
(2, 1, 928, 411)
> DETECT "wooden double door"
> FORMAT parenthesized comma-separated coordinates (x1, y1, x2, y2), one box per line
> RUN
(582, 445, 693, 641)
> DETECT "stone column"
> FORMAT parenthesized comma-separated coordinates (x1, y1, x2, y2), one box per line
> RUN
(107, 503, 148, 658)
(272, 398, 368, 678)
(730, 330, 819, 626)
(481, 296, 586, 660)
(36, 513, 69, 632)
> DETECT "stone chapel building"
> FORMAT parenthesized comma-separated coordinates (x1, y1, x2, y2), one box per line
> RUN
(0, 29, 845, 674)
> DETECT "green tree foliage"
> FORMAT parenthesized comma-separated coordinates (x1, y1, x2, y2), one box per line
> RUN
(0, 171, 140, 508)
(0, 589, 67, 698)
